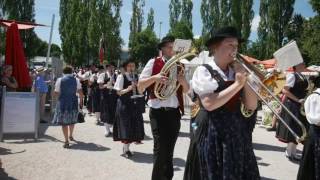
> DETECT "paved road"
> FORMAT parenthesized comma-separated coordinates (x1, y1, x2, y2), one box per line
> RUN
(0, 109, 302, 180)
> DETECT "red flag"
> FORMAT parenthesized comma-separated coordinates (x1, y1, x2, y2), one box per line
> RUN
(99, 46, 104, 64)
(5, 22, 32, 90)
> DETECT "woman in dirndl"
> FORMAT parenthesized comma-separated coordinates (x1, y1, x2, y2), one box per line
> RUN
(183, 26, 260, 180)
(276, 63, 309, 161)
(113, 60, 145, 158)
(89, 66, 103, 124)
(53, 66, 83, 148)
(98, 63, 118, 137)
(297, 76, 320, 180)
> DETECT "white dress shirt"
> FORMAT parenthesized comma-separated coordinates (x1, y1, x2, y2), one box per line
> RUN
(114, 73, 134, 91)
(285, 73, 296, 88)
(97, 72, 108, 84)
(54, 75, 82, 93)
(191, 58, 235, 97)
(78, 71, 91, 81)
(304, 88, 320, 125)
(139, 57, 179, 108)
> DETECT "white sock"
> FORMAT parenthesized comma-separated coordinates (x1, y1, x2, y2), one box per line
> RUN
(286, 143, 292, 156)
(123, 144, 130, 152)
(286, 143, 297, 157)
(104, 123, 110, 134)
(291, 143, 297, 157)
(95, 112, 100, 121)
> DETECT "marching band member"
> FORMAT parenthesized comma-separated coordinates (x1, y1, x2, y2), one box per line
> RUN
(113, 60, 145, 158)
(183, 27, 260, 180)
(276, 63, 309, 161)
(297, 76, 320, 180)
(77, 65, 94, 108)
(98, 63, 118, 137)
(138, 36, 189, 180)
(89, 66, 104, 124)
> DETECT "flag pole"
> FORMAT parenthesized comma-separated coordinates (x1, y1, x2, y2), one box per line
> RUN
(45, 14, 55, 68)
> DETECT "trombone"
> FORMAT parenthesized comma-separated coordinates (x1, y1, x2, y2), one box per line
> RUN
(234, 53, 307, 143)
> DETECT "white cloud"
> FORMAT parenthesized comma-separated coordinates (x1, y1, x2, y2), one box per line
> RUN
(126, 10, 133, 16)
(251, 15, 260, 32)
(193, 35, 200, 39)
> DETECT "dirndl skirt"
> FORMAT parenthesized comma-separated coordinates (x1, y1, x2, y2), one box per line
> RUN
(100, 90, 118, 124)
(184, 108, 260, 180)
(52, 101, 78, 126)
(276, 98, 308, 144)
(113, 98, 144, 142)
(297, 125, 320, 180)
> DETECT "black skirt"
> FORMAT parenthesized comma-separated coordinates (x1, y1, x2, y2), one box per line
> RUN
(113, 97, 145, 142)
(297, 125, 320, 180)
(91, 87, 101, 113)
(184, 108, 260, 180)
(276, 98, 308, 144)
(100, 89, 118, 124)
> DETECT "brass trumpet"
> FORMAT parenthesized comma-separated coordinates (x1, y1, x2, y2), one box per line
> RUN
(234, 53, 307, 143)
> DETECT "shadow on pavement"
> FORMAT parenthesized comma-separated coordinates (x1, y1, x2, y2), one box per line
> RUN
(129, 152, 186, 167)
(4, 134, 64, 144)
(0, 147, 25, 155)
(0, 168, 17, 180)
(253, 142, 302, 154)
(179, 131, 190, 138)
(253, 143, 286, 152)
(261, 177, 277, 180)
(69, 140, 110, 152)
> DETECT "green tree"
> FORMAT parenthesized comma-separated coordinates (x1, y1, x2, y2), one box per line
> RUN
(60, 0, 122, 65)
(130, 28, 159, 65)
(300, 0, 320, 66)
(181, 0, 193, 30)
(169, 0, 181, 29)
(310, 0, 320, 14)
(200, 0, 253, 51)
(147, 8, 155, 31)
(129, 0, 145, 48)
(168, 21, 193, 40)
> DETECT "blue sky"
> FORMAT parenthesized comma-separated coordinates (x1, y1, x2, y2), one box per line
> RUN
(34, 0, 316, 48)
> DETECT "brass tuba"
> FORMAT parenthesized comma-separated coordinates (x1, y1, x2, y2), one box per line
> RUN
(153, 50, 198, 100)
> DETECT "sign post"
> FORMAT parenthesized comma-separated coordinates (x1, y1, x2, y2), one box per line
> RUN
(0, 87, 39, 141)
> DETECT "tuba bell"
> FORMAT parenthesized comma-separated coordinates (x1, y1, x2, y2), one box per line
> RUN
(153, 50, 198, 100)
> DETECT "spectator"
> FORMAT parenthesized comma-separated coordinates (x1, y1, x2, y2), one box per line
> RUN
(33, 67, 49, 123)
(52, 66, 83, 148)
(1, 65, 18, 92)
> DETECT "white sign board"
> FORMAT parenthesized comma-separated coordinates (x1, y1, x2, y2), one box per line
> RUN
(173, 39, 192, 53)
(273, 41, 304, 71)
(0, 88, 39, 140)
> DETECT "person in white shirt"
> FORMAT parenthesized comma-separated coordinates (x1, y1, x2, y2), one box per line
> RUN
(88, 66, 104, 124)
(297, 76, 320, 180)
(276, 63, 309, 161)
(183, 26, 259, 180)
(113, 60, 145, 158)
(98, 63, 118, 137)
(77, 65, 94, 110)
(52, 66, 83, 148)
(138, 36, 189, 180)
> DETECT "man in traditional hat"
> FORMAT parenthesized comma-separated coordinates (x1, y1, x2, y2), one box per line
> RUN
(138, 36, 190, 180)
(33, 67, 49, 123)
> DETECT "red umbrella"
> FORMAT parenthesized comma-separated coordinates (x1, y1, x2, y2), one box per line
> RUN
(5, 22, 32, 90)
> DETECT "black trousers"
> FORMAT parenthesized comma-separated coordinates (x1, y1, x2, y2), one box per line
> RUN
(150, 107, 181, 180)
